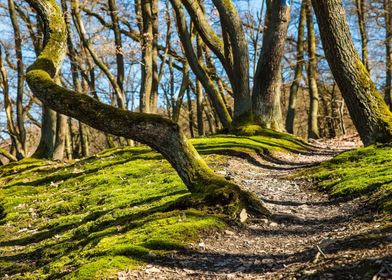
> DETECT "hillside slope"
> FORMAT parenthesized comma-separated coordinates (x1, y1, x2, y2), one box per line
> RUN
(0, 133, 307, 279)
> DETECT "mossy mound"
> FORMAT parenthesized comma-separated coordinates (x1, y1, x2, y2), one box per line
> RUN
(301, 144, 392, 215)
(0, 147, 224, 279)
(191, 131, 309, 156)
(0, 134, 311, 279)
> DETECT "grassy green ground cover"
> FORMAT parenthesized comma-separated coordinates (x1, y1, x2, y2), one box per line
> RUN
(302, 144, 392, 215)
(0, 132, 305, 279)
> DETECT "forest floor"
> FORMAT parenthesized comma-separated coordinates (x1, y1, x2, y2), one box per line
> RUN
(120, 138, 392, 280)
(1, 134, 391, 279)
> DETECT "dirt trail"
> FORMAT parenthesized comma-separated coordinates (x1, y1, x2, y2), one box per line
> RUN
(120, 141, 392, 280)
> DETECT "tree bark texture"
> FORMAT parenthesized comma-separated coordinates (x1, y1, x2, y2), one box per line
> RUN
(312, 0, 392, 145)
(252, 0, 291, 130)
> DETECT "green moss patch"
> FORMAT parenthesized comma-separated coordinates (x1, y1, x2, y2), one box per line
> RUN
(0, 147, 224, 279)
(191, 131, 309, 156)
(301, 144, 392, 214)
(0, 133, 310, 279)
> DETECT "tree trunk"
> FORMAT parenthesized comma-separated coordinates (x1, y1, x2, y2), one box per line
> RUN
(108, 0, 125, 94)
(52, 112, 67, 160)
(0, 47, 24, 160)
(385, 0, 392, 109)
(306, 0, 320, 140)
(26, 0, 269, 218)
(252, 0, 291, 130)
(204, 99, 216, 135)
(79, 79, 91, 157)
(187, 88, 195, 138)
(286, 1, 306, 134)
(170, 0, 232, 130)
(79, 122, 90, 157)
(355, 0, 370, 71)
(312, 0, 392, 145)
(139, 0, 158, 113)
(211, 0, 252, 125)
(172, 64, 190, 123)
(196, 36, 205, 136)
(150, 0, 159, 112)
(8, 0, 26, 157)
(65, 118, 73, 160)
(32, 105, 56, 159)
(183, 0, 252, 125)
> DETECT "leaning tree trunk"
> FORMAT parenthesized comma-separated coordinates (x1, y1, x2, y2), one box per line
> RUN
(211, 0, 252, 125)
(25, 0, 269, 218)
(312, 0, 392, 145)
(170, 0, 233, 130)
(182, 0, 252, 125)
(252, 0, 292, 130)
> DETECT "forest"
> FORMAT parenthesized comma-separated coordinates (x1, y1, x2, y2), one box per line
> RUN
(0, 0, 391, 279)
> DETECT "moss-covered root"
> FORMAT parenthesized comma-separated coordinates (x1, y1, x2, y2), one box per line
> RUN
(173, 180, 271, 221)
(205, 183, 271, 219)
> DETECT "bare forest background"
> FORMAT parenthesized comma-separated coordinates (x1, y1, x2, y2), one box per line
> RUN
(0, 0, 390, 162)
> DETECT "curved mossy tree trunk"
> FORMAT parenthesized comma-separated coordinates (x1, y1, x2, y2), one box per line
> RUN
(312, 0, 392, 145)
(252, 0, 292, 130)
(26, 0, 269, 218)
